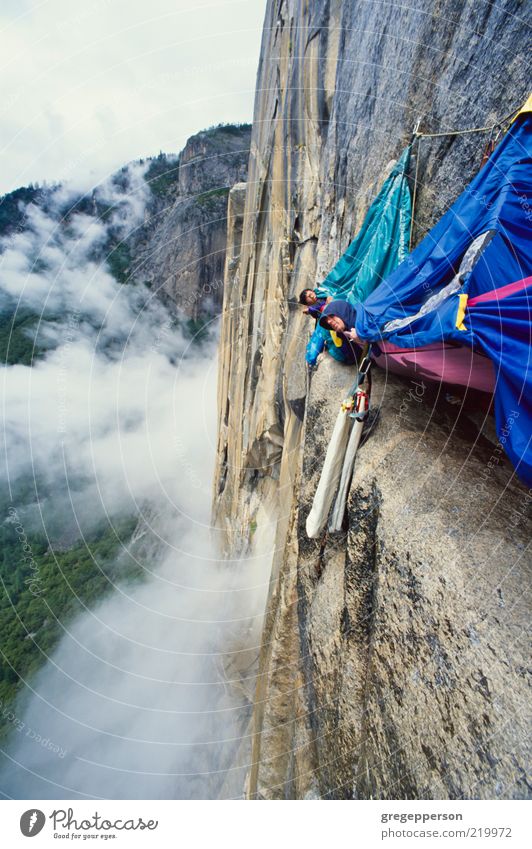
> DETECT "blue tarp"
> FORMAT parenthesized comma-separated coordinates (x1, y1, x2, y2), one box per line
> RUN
(355, 109, 532, 484)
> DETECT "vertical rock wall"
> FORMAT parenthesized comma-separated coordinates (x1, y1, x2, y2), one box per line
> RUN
(132, 125, 251, 319)
(213, 0, 531, 799)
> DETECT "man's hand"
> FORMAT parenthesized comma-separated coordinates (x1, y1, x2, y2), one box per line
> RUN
(344, 327, 361, 343)
(303, 307, 309, 314)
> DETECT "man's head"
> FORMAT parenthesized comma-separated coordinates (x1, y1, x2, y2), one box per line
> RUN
(299, 288, 317, 306)
(321, 314, 346, 333)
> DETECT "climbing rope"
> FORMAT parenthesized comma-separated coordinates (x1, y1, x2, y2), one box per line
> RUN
(409, 145, 421, 252)
(407, 101, 524, 249)
(412, 102, 523, 140)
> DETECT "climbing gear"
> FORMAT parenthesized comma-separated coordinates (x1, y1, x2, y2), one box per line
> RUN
(329, 386, 370, 533)
(338, 341, 372, 416)
(343, 343, 372, 396)
(307, 94, 532, 503)
(306, 347, 373, 539)
(305, 405, 353, 539)
(341, 387, 369, 418)
(355, 345, 372, 384)
(351, 387, 370, 421)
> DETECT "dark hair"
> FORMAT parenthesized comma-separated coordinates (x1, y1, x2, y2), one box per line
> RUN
(299, 288, 314, 305)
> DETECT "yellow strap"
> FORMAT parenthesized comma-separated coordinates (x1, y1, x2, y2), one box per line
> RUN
(456, 293, 468, 331)
(330, 330, 343, 347)
(510, 92, 532, 124)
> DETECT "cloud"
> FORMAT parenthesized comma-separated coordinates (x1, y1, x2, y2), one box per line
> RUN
(0, 162, 172, 355)
(1, 513, 273, 799)
(1, 329, 273, 798)
(0, 0, 264, 193)
(0, 164, 211, 525)
(0, 159, 273, 799)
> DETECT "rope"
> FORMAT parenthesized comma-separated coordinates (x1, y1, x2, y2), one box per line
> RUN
(409, 142, 421, 251)
(413, 103, 522, 141)
(417, 124, 495, 139)
(407, 101, 524, 249)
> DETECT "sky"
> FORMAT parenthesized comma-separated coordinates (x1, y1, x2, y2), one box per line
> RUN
(0, 0, 265, 194)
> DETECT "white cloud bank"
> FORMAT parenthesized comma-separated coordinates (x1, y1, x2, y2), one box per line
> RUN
(0, 163, 274, 799)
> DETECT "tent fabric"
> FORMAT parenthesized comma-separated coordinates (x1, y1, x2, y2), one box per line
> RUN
(354, 110, 532, 484)
(320, 146, 412, 304)
(305, 147, 412, 366)
(460, 276, 532, 484)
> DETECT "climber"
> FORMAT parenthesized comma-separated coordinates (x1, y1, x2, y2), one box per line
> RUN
(299, 287, 333, 320)
(318, 299, 364, 364)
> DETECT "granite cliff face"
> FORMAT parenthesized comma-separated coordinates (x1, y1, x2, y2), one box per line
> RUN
(132, 124, 251, 319)
(212, 1, 531, 798)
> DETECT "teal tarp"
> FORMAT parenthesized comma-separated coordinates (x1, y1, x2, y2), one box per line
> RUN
(306, 147, 412, 365)
(321, 146, 412, 305)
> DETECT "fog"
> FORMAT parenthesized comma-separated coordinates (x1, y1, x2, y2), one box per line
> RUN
(0, 171, 272, 798)
(1, 513, 272, 799)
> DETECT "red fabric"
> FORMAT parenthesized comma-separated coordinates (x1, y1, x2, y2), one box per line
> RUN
(375, 341, 495, 392)
(468, 275, 532, 307)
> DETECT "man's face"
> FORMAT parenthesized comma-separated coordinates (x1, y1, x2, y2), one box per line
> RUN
(327, 315, 346, 333)
(305, 291, 317, 305)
